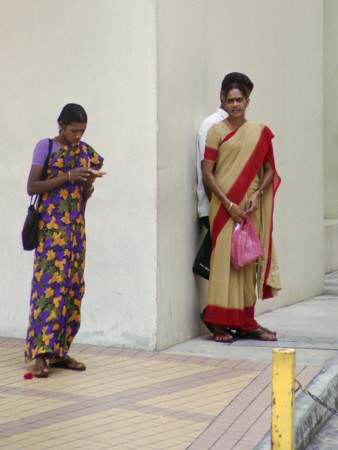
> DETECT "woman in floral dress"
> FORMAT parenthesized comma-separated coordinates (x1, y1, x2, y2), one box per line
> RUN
(25, 104, 105, 377)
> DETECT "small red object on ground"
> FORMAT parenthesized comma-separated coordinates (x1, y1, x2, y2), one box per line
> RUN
(24, 373, 34, 379)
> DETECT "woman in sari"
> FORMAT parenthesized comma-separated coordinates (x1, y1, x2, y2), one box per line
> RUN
(25, 103, 106, 377)
(202, 80, 281, 343)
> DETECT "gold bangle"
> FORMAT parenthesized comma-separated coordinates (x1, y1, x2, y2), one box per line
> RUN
(85, 184, 94, 191)
(227, 202, 233, 211)
(68, 171, 71, 181)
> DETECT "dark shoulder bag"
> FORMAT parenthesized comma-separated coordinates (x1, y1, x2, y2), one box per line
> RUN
(22, 139, 53, 250)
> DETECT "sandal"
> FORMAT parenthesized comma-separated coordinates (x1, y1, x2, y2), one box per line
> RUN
(213, 325, 234, 343)
(258, 324, 277, 336)
(32, 355, 49, 378)
(236, 326, 277, 341)
(201, 309, 234, 343)
(49, 356, 86, 371)
(214, 332, 234, 343)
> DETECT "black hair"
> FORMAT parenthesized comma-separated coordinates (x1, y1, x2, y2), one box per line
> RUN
(222, 82, 248, 101)
(221, 72, 254, 93)
(57, 103, 87, 125)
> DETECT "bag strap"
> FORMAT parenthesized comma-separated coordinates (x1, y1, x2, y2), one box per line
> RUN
(32, 138, 53, 206)
(41, 138, 53, 180)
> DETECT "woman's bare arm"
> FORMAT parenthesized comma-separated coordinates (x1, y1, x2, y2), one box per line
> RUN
(245, 161, 275, 214)
(27, 165, 94, 196)
(202, 159, 246, 223)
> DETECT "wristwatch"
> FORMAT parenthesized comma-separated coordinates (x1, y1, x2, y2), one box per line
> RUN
(257, 188, 264, 195)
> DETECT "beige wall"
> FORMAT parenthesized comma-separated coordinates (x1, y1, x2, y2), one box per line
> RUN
(324, 0, 338, 218)
(0, 0, 327, 351)
(156, 0, 208, 349)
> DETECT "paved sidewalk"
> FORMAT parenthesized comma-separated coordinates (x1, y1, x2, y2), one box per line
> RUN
(0, 339, 322, 450)
(0, 272, 337, 449)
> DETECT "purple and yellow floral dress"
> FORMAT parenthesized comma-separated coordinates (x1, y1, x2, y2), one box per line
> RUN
(25, 140, 104, 363)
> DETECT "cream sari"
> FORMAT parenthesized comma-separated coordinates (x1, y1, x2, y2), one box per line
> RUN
(204, 121, 281, 330)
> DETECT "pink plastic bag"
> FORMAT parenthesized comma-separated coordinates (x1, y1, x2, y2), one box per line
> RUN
(231, 215, 264, 271)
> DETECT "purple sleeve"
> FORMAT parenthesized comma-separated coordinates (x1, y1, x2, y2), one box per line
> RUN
(32, 139, 53, 166)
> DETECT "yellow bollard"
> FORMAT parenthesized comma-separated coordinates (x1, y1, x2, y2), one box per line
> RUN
(271, 348, 296, 449)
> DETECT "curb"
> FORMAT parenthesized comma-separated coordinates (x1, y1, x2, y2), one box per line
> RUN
(254, 365, 338, 450)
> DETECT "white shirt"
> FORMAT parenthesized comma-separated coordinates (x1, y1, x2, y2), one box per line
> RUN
(196, 108, 227, 217)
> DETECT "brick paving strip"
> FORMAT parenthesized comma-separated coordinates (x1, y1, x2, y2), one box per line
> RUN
(0, 338, 321, 449)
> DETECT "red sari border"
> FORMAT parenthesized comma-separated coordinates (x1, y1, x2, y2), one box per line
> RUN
(205, 304, 258, 330)
(204, 130, 237, 162)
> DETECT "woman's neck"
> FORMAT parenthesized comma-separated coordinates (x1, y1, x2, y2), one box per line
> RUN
(54, 134, 70, 147)
(225, 117, 247, 131)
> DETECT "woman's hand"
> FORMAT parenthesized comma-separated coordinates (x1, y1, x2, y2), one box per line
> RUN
(69, 167, 92, 182)
(82, 169, 107, 201)
(245, 190, 260, 214)
(88, 168, 107, 178)
(68, 167, 106, 182)
(227, 203, 246, 223)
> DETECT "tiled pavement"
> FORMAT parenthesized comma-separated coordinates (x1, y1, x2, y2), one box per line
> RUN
(0, 338, 322, 450)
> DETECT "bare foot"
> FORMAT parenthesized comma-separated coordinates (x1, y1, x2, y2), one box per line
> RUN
(32, 355, 49, 378)
(237, 327, 277, 341)
(213, 326, 234, 343)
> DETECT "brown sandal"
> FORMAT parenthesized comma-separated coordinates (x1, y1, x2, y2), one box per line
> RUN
(50, 356, 86, 371)
(237, 326, 277, 341)
(213, 325, 234, 343)
(214, 332, 234, 343)
(258, 324, 277, 336)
